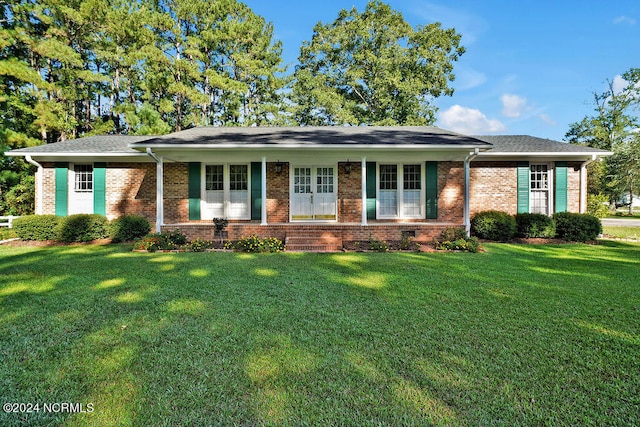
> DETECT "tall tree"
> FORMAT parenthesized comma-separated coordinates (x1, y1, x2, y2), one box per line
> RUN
(566, 68, 640, 213)
(292, 0, 464, 126)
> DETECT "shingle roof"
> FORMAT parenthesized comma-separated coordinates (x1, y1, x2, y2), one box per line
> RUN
(475, 135, 608, 154)
(8, 135, 151, 154)
(134, 126, 492, 147)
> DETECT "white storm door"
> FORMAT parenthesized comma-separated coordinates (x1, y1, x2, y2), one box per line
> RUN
(228, 164, 249, 219)
(68, 164, 94, 214)
(291, 167, 313, 220)
(203, 165, 224, 219)
(313, 166, 336, 220)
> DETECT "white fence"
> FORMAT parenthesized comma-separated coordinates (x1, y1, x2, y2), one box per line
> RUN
(0, 216, 20, 228)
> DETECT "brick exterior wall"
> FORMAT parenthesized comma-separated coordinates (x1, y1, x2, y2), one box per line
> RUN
(36, 158, 585, 243)
(267, 162, 289, 223)
(106, 163, 156, 221)
(567, 162, 581, 213)
(469, 162, 518, 215)
(41, 163, 56, 215)
(338, 161, 362, 223)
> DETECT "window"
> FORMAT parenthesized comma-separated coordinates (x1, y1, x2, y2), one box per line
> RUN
(74, 164, 93, 192)
(378, 164, 424, 219)
(316, 167, 334, 194)
(530, 164, 549, 214)
(205, 165, 223, 191)
(203, 164, 250, 219)
(379, 165, 398, 217)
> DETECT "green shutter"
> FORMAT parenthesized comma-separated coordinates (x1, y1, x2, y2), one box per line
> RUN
(93, 162, 106, 216)
(188, 162, 201, 220)
(251, 162, 262, 220)
(425, 161, 438, 219)
(555, 161, 568, 213)
(55, 163, 68, 216)
(517, 162, 530, 213)
(366, 162, 376, 220)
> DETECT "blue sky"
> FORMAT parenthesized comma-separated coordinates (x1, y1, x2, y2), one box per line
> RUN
(244, 0, 639, 140)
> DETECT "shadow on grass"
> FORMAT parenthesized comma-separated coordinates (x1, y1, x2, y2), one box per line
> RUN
(0, 242, 639, 425)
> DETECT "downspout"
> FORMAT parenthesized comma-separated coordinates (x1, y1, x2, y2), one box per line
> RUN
(146, 148, 164, 233)
(579, 154, 598, 214)
(25, 155, 43, 215)
(463, 148, 480, 234)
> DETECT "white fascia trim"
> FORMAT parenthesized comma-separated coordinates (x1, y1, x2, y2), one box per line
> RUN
(133, 144, 491, 150)
(478, 151, 613, 158)
(9, 152, 148, 157)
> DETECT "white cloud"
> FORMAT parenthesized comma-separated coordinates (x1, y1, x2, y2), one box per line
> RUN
(501, 94, 527, 118)
(438, 105, 505, 134)
(538, 114, 556, 126)
(612, 75, 628, 94)
(614, 16, 636, 25)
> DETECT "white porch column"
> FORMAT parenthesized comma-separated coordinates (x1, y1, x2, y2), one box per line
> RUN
(361, 157, 367, 226)
(463, 149, 479, 233)
(261, 156, 267, 225)
(146, 148, 164, 233)
(156, 157, 164, 233)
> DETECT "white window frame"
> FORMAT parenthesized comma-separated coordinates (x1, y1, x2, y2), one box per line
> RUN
(529, 163, 554, 215)
(201, 163, 251, 220)
(376, 163, 425, 220)
(73, 163, 94, 193)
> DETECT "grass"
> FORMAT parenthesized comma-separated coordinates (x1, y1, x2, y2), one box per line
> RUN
(1, 242, 639, 426)
(602, 226, 640, 240)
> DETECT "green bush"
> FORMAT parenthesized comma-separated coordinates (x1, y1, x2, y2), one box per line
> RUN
(553, 212, 602, 242)
(132, 233, 176, 252)
(56, 214, 109, 243)
(515, 213, 556, 238)
(470, 210, 516, 241)
(225, 235, 284, 253)
(110, 215, 151, 243)
(587, 193, 610, 218)
(188, 238, 215, 252)
(434, 227, 480, 253)
(12, 215, 61, 241)
(165, 229, 188, 245)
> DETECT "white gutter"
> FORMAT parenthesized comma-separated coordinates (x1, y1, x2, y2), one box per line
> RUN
(133, 144, 489, 151)
(463, 148, 480, 234)
(24, 155, 43, 215)
(146, 148, 164, 233)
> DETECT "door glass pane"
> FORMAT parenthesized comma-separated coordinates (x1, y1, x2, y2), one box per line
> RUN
(316, 167, 334, 194)
(229, 165, 248, 191)
(206, 165, 224, 191)
(74, 164, 93, 192)
(294, 168, 311, 194)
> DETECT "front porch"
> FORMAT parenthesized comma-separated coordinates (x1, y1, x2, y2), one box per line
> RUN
(160, 221, 459, 252)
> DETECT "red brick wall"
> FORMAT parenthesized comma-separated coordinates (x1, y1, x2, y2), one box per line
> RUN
(438, 161, 464, 222)
(469, 162, 518, 215)
(41, 163, 56, 215)
(338, 161, 362, 223)
(567, 162, 581, 213)
(106, 163, 156, 221)
(267, 161, 289, 223)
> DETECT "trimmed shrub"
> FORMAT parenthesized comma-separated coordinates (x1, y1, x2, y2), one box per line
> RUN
(110, 215, 151, 243)
(470, 210, 516, 241)
(587, 193, 610, 218)
(165, 229, 187, 245)
(515, 213, 556, 238)
(225, 235, 284, 253)
(553, 212, 602, 242)
(132, 233, 175, 252)
(12, 215, 61, 241)
(56, 214, 109, 243)
(434, 227, 480, 253)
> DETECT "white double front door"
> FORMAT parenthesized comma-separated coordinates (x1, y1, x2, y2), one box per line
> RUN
(291, 166, 337, 221)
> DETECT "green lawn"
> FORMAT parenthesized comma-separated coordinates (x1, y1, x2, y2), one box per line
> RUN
(1, 242, 639, 426)
(603, 226, 640, 240)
